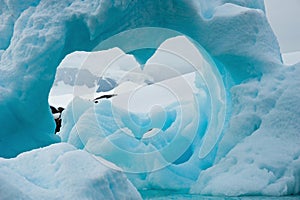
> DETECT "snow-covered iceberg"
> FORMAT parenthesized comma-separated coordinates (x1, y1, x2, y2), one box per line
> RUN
(0, 0, 280, 157)
(0, 0, 299, 198)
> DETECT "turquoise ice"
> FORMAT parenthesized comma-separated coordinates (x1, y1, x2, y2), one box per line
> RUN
(0, 0, 299, 198)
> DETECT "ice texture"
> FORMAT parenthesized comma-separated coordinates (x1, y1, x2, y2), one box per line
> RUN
(0, 0, 280, 157)
(0, 0, 299, 197)
(191, 63, 300, 196)
(0, 143, 141, 199)
(59, 42, 300, 196)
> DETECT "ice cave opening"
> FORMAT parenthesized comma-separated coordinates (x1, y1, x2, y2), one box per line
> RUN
(50, 33, 228, 178)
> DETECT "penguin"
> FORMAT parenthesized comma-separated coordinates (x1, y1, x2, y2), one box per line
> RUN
(50, 105, 64, 133)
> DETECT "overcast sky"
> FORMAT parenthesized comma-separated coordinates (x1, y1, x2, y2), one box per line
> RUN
(264, 0, 300, 53)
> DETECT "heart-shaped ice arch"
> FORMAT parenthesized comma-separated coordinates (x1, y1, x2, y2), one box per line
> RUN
(74, 27, 227, 173)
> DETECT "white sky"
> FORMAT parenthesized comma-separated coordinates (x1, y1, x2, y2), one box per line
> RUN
(264, 0, 300, 53)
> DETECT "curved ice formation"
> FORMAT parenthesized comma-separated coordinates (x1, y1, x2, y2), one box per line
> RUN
(0, 143, 141, 199)
(0, 0, 280, 157)
(59, 36, 227, 180)
(1, 0, 300, 197)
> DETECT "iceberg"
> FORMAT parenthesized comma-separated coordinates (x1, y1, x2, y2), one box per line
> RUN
(0, 0, 299, 198)
(0, 143, 141, 199)
(0, 0, 281, 157)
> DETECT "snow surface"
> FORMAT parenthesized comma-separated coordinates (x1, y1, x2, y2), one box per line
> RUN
(0, 143, 141, 199)
(0, 0, 299, 198)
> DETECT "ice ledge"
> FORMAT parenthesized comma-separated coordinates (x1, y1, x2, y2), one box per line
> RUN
(0, 143, 141, 200)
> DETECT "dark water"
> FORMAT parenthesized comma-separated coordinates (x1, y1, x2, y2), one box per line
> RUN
(140, 190, 300, 200)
